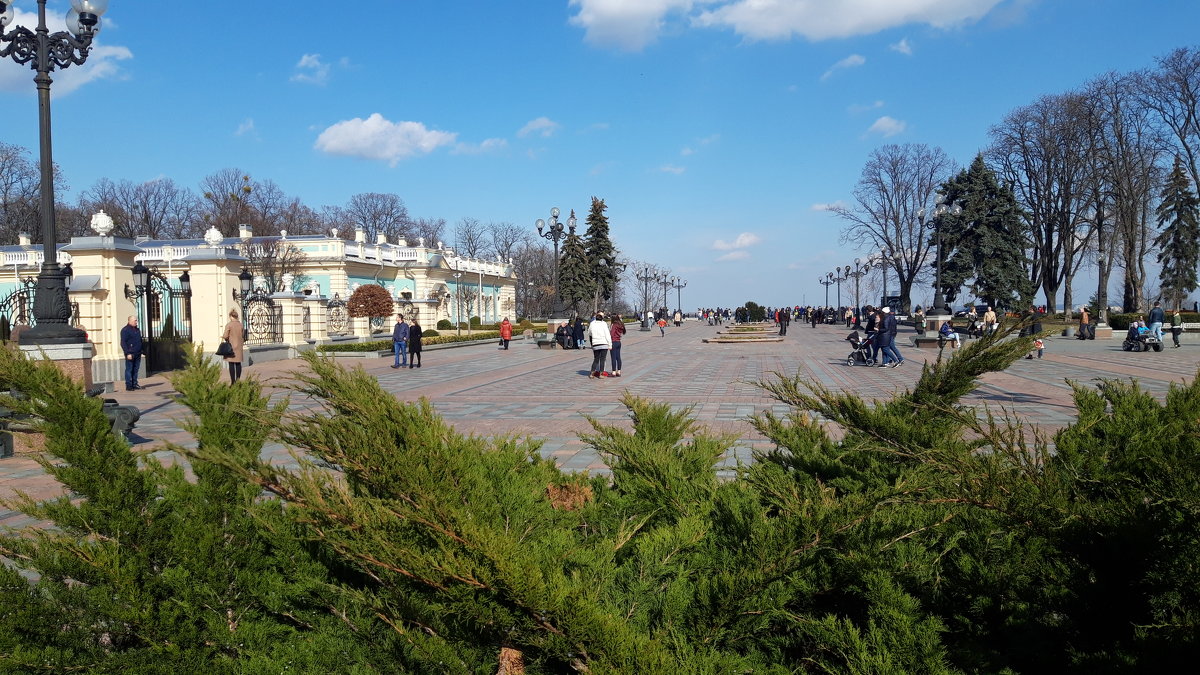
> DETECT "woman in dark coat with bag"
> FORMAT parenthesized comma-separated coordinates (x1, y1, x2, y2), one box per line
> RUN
(222, 308, 245, 383)
(407, 318, 423, 368)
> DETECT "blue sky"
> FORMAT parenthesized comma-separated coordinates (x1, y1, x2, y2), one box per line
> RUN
(0, 0, 1197, 309)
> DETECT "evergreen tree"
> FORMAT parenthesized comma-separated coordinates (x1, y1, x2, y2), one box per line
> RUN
(936, 155, 1034, 310)
(583, 197, 621, 312)
(556, 209, 592, 315)
(0, 347, 387, 673)
(1154, 156, 1200, 308)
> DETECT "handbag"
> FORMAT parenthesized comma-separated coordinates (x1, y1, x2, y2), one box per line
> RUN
(216, 340, 234, 357)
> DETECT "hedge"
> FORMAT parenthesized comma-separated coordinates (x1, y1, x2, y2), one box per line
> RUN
(315, 331, 503, 353)
(1108, 312, 1200, 331)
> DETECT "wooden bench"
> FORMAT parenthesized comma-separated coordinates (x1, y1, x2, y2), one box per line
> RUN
(533, 331, 557, 349)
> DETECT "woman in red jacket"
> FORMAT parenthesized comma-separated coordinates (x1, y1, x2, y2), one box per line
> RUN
(499, 317, 513, 350)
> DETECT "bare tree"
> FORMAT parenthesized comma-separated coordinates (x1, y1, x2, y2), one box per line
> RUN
(410, 217, 446, 247)
(833, 143, 955, 312)
(0, 141, 65, 244)
(240, 238, 307, 294)
(1136, 47, 1200, 190)
(342, 193, 410, 243)
(454, 217, 490, 258)
(988, 92, 1102, 313)
(200, 169, 254, 237)
(487, 221, 528, 263)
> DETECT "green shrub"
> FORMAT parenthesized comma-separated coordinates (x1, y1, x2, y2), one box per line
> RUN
(469, 315, 482, 327)
(436, 319, 453, 330)
(422, 329, 439, 338)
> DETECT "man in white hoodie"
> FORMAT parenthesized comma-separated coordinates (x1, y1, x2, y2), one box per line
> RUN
(587, 312, 613, 379)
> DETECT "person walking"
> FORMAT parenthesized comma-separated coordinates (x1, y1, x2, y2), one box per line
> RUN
(879, 306, 904, 368)
(609, 313, 626, 377)
(1170, 307, 1184, 348)
(391, 314, 408, 368)
(657, 317, 667, 337)
(1078, 306, 1091, 341)
(778, 308, 790, 336)
(588, 312, 612, 379)
(221, 309, 245, 384)
(499, 316, 513, 350)
(1148, 301, 1165, 342)
(407, 318, 423, 368)
(673, 310, 682, 327)
(120, 315, 143, 391)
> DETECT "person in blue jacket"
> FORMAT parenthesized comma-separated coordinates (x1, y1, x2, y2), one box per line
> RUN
(120, 315, 143, 390)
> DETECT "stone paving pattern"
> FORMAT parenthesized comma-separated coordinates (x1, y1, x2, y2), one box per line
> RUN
(4, 320, 1198, 530)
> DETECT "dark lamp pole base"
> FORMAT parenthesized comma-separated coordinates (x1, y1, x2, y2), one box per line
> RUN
(20, 323, 87, 346)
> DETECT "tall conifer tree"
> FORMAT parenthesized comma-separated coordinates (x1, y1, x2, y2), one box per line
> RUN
(556, 209, 592, 315)
(583, 197, 621, 312)
(1154, 156, 1200, 308)
(936, 155, 1033, 309)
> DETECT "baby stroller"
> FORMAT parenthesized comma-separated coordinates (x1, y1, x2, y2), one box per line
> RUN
(845, 331, 876, 366)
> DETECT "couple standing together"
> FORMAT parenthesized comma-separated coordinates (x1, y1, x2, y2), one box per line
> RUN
(389, 314, 424, 368)
(586, 312, 625, 379)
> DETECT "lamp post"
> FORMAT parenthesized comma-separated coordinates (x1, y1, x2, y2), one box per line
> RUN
(818, 273, 834, 310)
(635, 266, 658, 331)
(535, 207, 575, 317)
(918, 194, 963, 327)
(658, 274, 672, 320)
(452, 271, 463, 336)
(846, 258, 870, 322)
(833, 266, 846, 312)
(2, 0, 110, 345)
(671, 277, 687, 319)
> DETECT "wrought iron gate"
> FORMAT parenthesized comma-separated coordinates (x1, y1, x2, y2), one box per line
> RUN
(244, 292, 282, 345)
(143, 270, 193, 373)
(0, 278, 37, 342)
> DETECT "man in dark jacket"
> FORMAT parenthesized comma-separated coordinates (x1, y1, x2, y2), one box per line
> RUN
(120, 315, 143, 391)
(879, 307, 904, 368)
(1148, 301, 1165, 342)
(390, 314, 408, 368)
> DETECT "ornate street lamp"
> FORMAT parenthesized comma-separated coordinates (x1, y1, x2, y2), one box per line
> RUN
(833, 266, 847, 312)
(452, 271, 463, 336)
(846, 258, 871, 322)
(818, 273, 834, 311)
(918, 194, 963, 320)
(635, 266, 658, 331)
(658, 273, 672, 320)
(535, 207, 575, 317)
(232, 268, 253, 301)
(2, 0, 111, 345)
(671, 277, 687, 317)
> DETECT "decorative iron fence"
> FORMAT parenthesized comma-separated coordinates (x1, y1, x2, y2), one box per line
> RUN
(0, 277, 37, 341)
(143, 270, 193, 373)
(244, 294, 283, 345)
(302, 306, 312, 341)
(326, 293, 350, 336)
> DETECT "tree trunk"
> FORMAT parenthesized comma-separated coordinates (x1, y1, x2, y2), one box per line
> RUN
(1062, 275, 1074, 318)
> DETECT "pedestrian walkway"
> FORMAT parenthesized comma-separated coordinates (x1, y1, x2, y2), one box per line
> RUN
(4, 321, 1199, 529)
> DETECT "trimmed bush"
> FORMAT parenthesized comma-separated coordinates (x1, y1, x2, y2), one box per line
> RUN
(436, 319, 453, 330)
(422, 329, 439, 338)
(315, 331, 501, 352)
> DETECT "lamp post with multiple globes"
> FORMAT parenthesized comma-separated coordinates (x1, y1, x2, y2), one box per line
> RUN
(1, 0, 111, 345)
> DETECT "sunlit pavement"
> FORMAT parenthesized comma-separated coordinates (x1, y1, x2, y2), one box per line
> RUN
(4, 321, 1197, 528)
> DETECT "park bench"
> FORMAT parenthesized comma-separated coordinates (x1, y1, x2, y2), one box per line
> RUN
(0, 387, 140, 459)
(533, 331, 557, 350)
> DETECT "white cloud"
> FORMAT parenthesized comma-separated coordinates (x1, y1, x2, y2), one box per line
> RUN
(235, 118, 256, 137)
(681, 146, 695, 156)
(590, 160, 618, 175)
(314, 113, 457, 165)
(810, 201, 848, 211)
(695, 0, 1006, 41)
(848, 100, 885, 114)
(866, 115, 908, 137)
(569, 0, 699, 51)
(518, 117, 561, 138)
(659, 164, 686, 175)
(716, 250, 751, 262)
(712, 232, 762, 250)
(0, 8, 133, 95)
(291, 53, 333, 85)
(452, 138, 508, 155)
(821, 53, 865, 81)
(570, 1, 1006, 49)
(890, 37, 913, 55)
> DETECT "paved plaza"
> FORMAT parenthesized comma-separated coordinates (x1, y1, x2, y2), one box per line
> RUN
(3, 320, 1199, 530)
